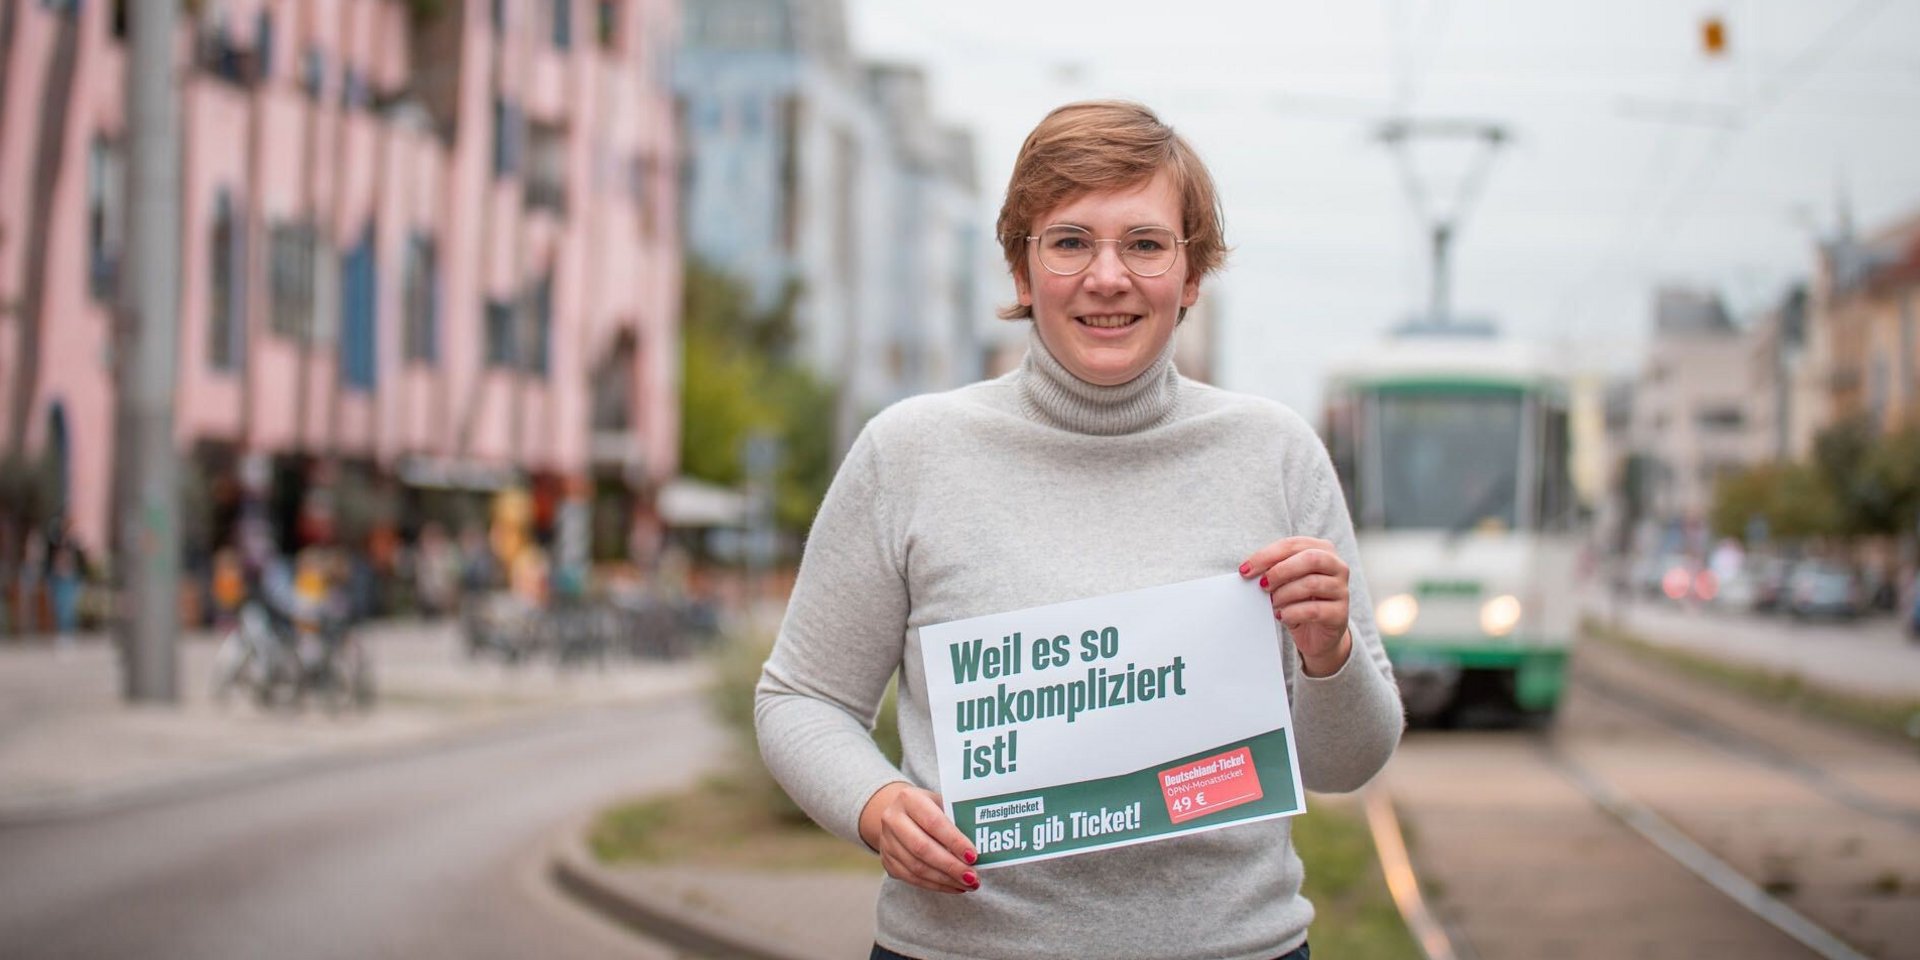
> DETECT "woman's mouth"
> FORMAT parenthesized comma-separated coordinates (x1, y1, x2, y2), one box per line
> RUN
(1077, 314, 1141, 329)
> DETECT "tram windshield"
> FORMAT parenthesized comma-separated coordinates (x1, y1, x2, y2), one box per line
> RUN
(1375, 390, 1523, 531)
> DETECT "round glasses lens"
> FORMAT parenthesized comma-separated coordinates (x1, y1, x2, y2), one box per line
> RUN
(1121, 228, 1178, 277)
(1038, 227, 1094, 275)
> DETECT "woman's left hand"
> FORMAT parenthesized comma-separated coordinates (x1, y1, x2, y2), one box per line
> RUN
(1241, 537, 1352, 677)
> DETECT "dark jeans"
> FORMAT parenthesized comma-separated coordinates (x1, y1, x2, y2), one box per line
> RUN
(870, 943, 1310, 960)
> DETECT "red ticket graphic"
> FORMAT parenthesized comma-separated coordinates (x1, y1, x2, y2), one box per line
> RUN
(1158, 747, 1264, 824)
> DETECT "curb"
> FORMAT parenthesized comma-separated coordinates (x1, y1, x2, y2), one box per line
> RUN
(549, 821, 807, 960)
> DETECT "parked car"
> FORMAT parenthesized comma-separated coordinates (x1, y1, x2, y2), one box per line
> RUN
(1746, 556, 1792, 613)
(1785, 563, 1859, 621)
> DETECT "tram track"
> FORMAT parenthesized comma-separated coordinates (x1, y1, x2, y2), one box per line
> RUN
(1372, 637, 1920, 960)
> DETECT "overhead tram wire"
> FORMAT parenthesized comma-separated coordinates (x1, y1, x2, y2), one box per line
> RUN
(1554, 0, 1893, 343)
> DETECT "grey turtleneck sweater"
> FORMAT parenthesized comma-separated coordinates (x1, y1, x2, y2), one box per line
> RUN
(756, 328, 1403, 960)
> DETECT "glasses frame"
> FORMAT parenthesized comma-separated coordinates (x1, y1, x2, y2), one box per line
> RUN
(1025, 225, 1190, 279)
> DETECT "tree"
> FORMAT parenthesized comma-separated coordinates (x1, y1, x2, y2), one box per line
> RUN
(1813, 416, 1909, 537)
(678, 260, 833, 534)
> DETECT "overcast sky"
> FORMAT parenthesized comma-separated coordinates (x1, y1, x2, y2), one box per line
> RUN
(845, 0, 1920, 417)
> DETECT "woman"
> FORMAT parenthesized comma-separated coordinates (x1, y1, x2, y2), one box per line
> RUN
(756, 100, 1403, 960)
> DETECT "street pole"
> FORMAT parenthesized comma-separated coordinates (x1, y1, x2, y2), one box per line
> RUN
(119, 0, 181, 702)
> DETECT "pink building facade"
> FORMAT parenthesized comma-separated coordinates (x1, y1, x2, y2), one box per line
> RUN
(0, 0, 682, 566)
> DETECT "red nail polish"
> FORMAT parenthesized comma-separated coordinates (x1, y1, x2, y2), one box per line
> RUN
(963, 872, 978, 886)
(1239, 562, 1250, 575)
(964, 850, 977, 865)
(1259, 576, 1269, 589)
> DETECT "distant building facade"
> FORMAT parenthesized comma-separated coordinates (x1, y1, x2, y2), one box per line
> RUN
(675, 0, 984, 453)
(1625, 287, 1756, 537)
(1815, 211, 1920, 438)
(0, 0, 682, 567)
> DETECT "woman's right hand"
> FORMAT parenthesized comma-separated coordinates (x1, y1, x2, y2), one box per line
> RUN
(859, 781, 980, 894)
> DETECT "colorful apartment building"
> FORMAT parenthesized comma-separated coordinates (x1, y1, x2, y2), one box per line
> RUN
(0, 0, 682, 569)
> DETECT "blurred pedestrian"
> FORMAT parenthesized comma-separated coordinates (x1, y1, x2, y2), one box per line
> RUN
(45, 528, 84, 651)
(414, 522, 459, 617)
(15, 534, 46, 636)
(211, 547, 247, 628)
(755, 101, 1401, 960)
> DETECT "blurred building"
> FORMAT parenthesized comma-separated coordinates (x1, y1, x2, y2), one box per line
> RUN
(1625, 287, 1755, 541)
(1814, 209, 1920, 437)
(1745, 284, 1819, 462)
(675, 0, 985, 453)
(0, 0, 682, 567)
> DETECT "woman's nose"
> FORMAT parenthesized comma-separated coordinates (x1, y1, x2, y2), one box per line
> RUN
(1084, 242, 1132, 291)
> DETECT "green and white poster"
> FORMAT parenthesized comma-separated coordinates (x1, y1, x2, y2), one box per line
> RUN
(917, 573, 1306, 868)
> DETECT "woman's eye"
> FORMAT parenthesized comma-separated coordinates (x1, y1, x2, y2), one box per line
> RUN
(1128, 238, 1166, 253)
(1051, 236, 1089, 250)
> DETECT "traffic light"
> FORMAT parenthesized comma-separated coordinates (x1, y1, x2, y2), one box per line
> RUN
(1702, 16, 1728, 57)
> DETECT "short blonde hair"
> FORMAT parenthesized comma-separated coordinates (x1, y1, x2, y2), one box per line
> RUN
(996, 101, 1227, 320)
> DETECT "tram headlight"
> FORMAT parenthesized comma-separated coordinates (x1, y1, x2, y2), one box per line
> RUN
(1480, 595, 1522, 637)
(1376, 594, 1419, 636)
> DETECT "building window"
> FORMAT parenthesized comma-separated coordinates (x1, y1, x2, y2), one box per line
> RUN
(526, 122, 568, 212)
(628, 154, 654, 238)
(596, 0, 618, 50)
(550, 0, 573, 49)
(591, 334, 635, 430)
(269, 221, 317, 339)
(403, 234, 439, 364)
(302, 47, 326, 98)
(485, 299, 516, 367)
(1902, 291, 1916, 409)
(1694, 406, 1745, 432)
(86, 137, 126, 302)
(523, 274, 553, 378)
(256, 9, 275, 79)
(339, 228, 377, 391)
(207, 191, 244, 371)
(778, 95, 800, 252)
(340, 67, 366, 110)
(493, 98, 520, 178)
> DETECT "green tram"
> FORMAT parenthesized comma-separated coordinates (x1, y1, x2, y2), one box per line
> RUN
(1322, 330, 1579, 723)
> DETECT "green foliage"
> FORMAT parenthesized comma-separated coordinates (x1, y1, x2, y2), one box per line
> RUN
(1710, 460, 1841, 543)
(0, 451, 58, 530)
(680, 260, 835, 534)
(1710, 421, 1920, 545)
(708, 631, 900, 827)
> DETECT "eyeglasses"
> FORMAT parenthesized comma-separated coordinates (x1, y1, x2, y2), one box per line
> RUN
(1026, 225, 1188, 278)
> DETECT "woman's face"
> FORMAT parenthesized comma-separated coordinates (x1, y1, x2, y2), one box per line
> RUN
(1015, 169, 1200, 386)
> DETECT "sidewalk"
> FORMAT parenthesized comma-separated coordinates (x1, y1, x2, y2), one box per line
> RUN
(0, 619, 709, 822)
(1586, 591, 1920, 701)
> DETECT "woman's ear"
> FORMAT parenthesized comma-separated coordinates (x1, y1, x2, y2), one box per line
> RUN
(1014, 262, 1033, 307)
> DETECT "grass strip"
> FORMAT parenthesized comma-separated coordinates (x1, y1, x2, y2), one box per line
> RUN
(1582, 617, 1920, 749)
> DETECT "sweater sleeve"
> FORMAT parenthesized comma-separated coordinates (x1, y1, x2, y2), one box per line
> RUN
(754, 426, 914, 845)
(1285, 423, 1405, 793)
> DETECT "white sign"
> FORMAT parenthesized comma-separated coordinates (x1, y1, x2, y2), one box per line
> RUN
(917, 574, 1306, 867)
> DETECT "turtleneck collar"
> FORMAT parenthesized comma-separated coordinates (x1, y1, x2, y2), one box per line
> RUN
(1015, 324, 1182, 436)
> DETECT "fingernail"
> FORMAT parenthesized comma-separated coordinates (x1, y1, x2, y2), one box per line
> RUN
(1259, 576, 1269, 589)
(963, 872, 978, 886)
(963, 850, 977, 865)
(1239, 562, 1250, 575)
